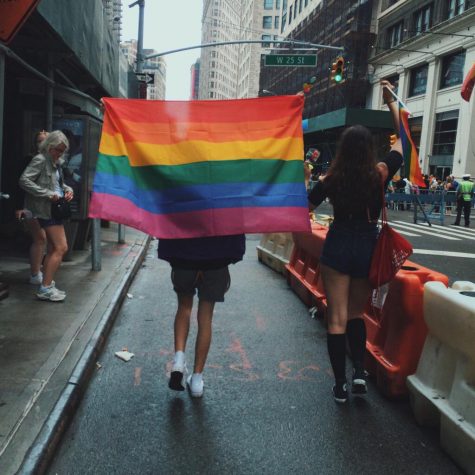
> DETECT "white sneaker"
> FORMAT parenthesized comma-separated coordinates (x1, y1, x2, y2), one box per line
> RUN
(187, 374, 204, 398)
(51, 281, 66, 296)
(36, 285, 66, 302)
(29, 272, 43, 285)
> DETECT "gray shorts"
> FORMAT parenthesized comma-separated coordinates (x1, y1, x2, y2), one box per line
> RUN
(171, 266, 231, 302)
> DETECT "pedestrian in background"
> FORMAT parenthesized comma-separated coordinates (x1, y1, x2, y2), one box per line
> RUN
(305, 80, 403, 403)
(158, 234, 245, 397)
(454, 174, 474, 227)
(15, 130, 49, 285)
(19, 130, 73, 302)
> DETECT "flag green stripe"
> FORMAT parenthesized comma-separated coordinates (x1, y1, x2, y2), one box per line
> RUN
(96, 153, 304, 190)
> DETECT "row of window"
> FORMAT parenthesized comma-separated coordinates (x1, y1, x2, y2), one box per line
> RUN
(263, 15, 280, 29)
(408, 109, 459, 159)
(387, 50, 465, 98)
(387, 0, 466, 48)
(264, 0, 281, 9)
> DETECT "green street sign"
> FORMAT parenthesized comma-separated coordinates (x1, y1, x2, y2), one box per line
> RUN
(264, 54, 317, 67)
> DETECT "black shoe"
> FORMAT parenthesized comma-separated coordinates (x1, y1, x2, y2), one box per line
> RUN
(332, 381, 348, 403)
(168, 363, 186, 391)
(352, 368, 368, 394)
(453, 222, 460, 226)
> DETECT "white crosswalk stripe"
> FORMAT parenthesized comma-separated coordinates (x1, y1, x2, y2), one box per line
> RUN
(413, 249, 475, 258)
(393, 221, 475, 241)
(388, 221, 461, 240)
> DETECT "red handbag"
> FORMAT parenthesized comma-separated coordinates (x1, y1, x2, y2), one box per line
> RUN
(369, 182, 413, 288)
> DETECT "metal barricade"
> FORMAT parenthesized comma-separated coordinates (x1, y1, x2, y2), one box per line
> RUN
(413, 190, 448, 225)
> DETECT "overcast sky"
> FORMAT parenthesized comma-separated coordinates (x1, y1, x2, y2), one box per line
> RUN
(121, 1, 203, 100)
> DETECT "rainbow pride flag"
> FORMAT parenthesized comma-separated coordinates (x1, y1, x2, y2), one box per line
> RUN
(89, 96, 311, 238)
(398, 102, 425, 188)
(461, 62, 475, 102)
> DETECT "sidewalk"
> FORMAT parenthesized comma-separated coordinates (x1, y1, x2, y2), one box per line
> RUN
(0, 223, 150, 475)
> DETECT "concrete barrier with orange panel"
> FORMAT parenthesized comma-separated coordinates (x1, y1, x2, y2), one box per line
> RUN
(363, 262, 449, 398)
(256, 233, 294, 275)
(285, 224, 328, 311)
(407, 282, 475, 475)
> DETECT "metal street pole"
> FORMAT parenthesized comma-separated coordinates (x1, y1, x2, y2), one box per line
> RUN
(129, 0, 145, 73)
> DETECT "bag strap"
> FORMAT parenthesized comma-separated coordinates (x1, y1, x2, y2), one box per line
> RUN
(380, 174, 388, 225)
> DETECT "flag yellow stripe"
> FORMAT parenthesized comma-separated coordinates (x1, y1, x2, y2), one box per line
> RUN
(99, 132, 304, 166)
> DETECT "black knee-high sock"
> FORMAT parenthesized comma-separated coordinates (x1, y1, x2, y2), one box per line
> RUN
(327, 333, 347, 383)
(346, 318, 366, 369)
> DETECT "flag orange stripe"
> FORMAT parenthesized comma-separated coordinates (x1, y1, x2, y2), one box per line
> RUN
(101, 116, 302, 144)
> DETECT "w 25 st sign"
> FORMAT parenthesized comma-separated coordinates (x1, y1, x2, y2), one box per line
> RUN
(265, 54, 317, 67)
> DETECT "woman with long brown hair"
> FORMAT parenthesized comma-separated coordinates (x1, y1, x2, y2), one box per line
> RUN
(306, 81, 403, 403)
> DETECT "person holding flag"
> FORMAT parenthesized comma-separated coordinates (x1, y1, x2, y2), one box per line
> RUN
(305, 80, 403, 403)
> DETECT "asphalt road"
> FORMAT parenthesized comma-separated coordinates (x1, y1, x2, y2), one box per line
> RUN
(47, 235, 463, 475)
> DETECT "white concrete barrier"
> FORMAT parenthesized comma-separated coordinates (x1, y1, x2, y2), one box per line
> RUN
(407, 281, 475, 474)
(256, 233, 294, 275)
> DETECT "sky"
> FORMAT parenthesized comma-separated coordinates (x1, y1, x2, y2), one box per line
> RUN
(121, 1, 203, 100)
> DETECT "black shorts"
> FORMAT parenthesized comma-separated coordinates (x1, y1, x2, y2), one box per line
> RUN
(171, 266, 231, 302)
(320, 221, 379, 278)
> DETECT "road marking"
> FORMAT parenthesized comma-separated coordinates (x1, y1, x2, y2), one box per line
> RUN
(226, 336, 259, 381)
(134, 367, 142, 386)
(390, 222, 460, 240)
(413, 249, 475, 258)
(400, 222, 475, 240)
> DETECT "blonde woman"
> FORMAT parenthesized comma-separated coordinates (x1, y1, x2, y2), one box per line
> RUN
(19, 130, 73, 302)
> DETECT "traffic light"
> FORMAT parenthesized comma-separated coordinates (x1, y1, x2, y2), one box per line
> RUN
(331, 56, 345, 83)
(302, 75, 317, 94)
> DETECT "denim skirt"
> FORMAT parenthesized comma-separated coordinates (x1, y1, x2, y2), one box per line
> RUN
(320, 220, 379, 278)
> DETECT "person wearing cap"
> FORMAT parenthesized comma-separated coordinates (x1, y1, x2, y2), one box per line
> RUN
(454, 174, 474, 227)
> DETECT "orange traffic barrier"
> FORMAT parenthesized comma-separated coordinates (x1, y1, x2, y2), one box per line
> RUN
(364, 261, 449, 398)
(286, 223, 328, 311)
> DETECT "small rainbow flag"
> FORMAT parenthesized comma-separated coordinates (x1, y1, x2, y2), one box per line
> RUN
(461, 62, 475, 102)
(89, 96, 311, 238)
(398, 102, 425, 188)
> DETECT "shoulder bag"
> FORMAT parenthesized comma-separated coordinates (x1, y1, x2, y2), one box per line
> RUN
(369, 179, 413, 289)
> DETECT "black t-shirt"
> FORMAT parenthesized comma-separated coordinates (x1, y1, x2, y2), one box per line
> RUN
(308, 150, 403, 222)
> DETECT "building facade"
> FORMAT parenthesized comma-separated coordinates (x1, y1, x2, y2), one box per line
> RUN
(237, 0, 282, 98)
(369, 0, 475, 178)
(190, 60, 201, 99)
(199, 0, 243, 99)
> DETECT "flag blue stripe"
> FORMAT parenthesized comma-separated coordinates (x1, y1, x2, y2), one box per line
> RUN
(92, 172, 308, 214)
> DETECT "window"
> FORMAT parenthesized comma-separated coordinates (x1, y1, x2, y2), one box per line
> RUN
(305, 0, 308, 5)
(447, 0, 465, 19)
(440, 50, 465, 89)
(289, 6, 293, 22)
(275, 16, 280, 28)
(276, 0, 281, 7)
(261, 34, 272, 47)
(283, 0, 287, 8)
(388, 21, 404, 47)
(414, 4, 432, 35)
(281, 12, 287, 31)
(263, 16, 273, 28)
(409, 64, 428, 96)
(433, 110, 459, 155)
(299, 0, 303, 12)
(264, 0, 273, 9)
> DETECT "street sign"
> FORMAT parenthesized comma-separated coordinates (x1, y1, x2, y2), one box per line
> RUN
(264, 54, 317, 67)
(135, 72, 155, 84)
(0, 0, 41, 44)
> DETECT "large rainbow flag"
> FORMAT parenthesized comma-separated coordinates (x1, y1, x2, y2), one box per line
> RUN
(89, 96, 311, 238)
(398, 102, 425, 188)
(461, 62, 475, 102)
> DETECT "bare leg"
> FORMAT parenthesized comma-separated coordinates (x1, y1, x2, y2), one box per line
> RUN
(321, 264, 351, 334)
(174, 294, 193, 352)
(348, 277, 372, 321)
(194, 300, 215, 373)
(27, 219, 46, 275)
(42, 225, 68, 287)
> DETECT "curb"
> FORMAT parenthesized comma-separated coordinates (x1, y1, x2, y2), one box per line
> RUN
(17, 236, 151, 475)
